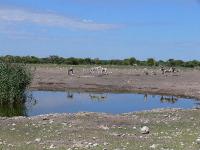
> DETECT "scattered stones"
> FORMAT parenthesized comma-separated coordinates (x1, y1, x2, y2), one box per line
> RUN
(140, 126, 150, 134)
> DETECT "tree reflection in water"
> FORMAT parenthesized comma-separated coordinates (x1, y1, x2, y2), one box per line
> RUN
(0, 92, 36, 117)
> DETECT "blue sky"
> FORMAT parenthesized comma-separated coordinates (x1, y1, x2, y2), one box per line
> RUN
(0, 0, 200, 60)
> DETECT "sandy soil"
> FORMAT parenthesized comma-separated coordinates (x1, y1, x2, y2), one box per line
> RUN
(31, 66, 200, 100)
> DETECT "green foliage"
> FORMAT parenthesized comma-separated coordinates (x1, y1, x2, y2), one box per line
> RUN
(0, 55, 200, 68)
(0, 62, 32, 105)
(147, 58, 156, 66)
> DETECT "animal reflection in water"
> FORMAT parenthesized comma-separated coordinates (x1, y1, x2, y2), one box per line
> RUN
(143, 94, 178, 104)
(160, 96, 178, 104)
(66, 92, 107, 101)
(67, 92, 74, 99)
(89, 93, 107, 101)
(143, 94, 155, 102)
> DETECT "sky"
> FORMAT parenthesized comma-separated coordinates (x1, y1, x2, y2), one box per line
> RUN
(0, 0, 200, 60)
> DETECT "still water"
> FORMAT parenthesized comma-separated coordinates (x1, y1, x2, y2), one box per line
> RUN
(0, 91, 199, 117)
(28, 91, 199, 116)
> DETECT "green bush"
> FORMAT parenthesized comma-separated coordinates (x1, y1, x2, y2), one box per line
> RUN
(0, 62, 32, 105)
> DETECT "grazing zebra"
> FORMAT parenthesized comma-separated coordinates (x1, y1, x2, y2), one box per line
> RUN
(160, 66, 177, 74)
(68, 67, 74, 75)
(90, 66, 108, 75)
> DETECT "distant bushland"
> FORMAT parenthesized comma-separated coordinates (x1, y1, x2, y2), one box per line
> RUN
(0, 55, 200, 68)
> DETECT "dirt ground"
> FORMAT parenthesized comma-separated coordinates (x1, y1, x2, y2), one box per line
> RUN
(31, 65, 200, 100)
(1, 109, 200, 150)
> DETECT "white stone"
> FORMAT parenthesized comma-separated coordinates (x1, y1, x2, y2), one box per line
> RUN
(49, 144, 55, 149)
(196, 138, 200, 144)
(35, 138, 41, 143)
(150, 144, 158, 149)
(140, 126, 150, 134)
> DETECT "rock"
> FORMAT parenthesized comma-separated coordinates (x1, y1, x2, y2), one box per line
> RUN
(98, 125, 109, 130)
(61, 123, 67, 126)
(49, 119, 54, 124)
(196, 138, 200, 144)
(49, 144, 55, 149)
(93, 143, 98, 147)
(26, 141, 31, 145)
(35, 138, 41, 143)
(103, 142, 109, 146)
(140, 126, 150, 134)
(10, 128, 15, 131)
(92, 137, 96, 140)
(150, 144, 158, 149)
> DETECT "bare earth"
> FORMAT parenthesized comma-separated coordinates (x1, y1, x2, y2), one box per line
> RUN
(1, 66, 200, 150)
(31, 66, 200, 99)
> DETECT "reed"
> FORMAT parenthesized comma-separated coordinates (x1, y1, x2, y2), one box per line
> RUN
(0, 62, 32, 105)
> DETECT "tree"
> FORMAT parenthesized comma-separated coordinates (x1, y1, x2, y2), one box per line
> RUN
(147, 58, 156, 66)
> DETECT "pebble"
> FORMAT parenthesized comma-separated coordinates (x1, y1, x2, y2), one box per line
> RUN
(140, 126, 150, 134)
(49, 144, 55, 149)
(93, 143, 98, 147)
(10, 128, 15, 131)
(35, 138, 41, 143)
(103, 142, 109, 146)
(150, 144, 158, 149)
(196, 138, 200, 144)
(49, 120, 54, 124)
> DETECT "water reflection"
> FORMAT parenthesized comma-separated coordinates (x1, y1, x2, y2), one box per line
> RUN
(143, 94, 179, 104)
(160, 96, 178, 104)
(67, 92, 74, 99)
(0, 91, 198, 117)
(89, 93, 107, 101)
(0, 92, 36, 117)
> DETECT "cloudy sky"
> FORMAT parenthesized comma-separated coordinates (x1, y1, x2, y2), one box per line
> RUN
(0, 0, 200, 60)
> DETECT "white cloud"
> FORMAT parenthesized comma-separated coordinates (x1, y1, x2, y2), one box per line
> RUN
(0, 8, 118, 31)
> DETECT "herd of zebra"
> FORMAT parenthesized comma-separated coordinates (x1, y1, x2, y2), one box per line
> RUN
(68, 66, 179, 76)
(68, 66, 108, 76)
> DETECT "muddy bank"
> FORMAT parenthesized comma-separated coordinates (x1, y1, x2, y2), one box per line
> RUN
(30, 66, 200, 100)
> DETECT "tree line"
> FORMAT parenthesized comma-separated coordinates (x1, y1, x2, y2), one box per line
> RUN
(0, 55, 200, 68)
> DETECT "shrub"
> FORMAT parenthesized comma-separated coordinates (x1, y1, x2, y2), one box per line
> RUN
(0, 62, 32, 105)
